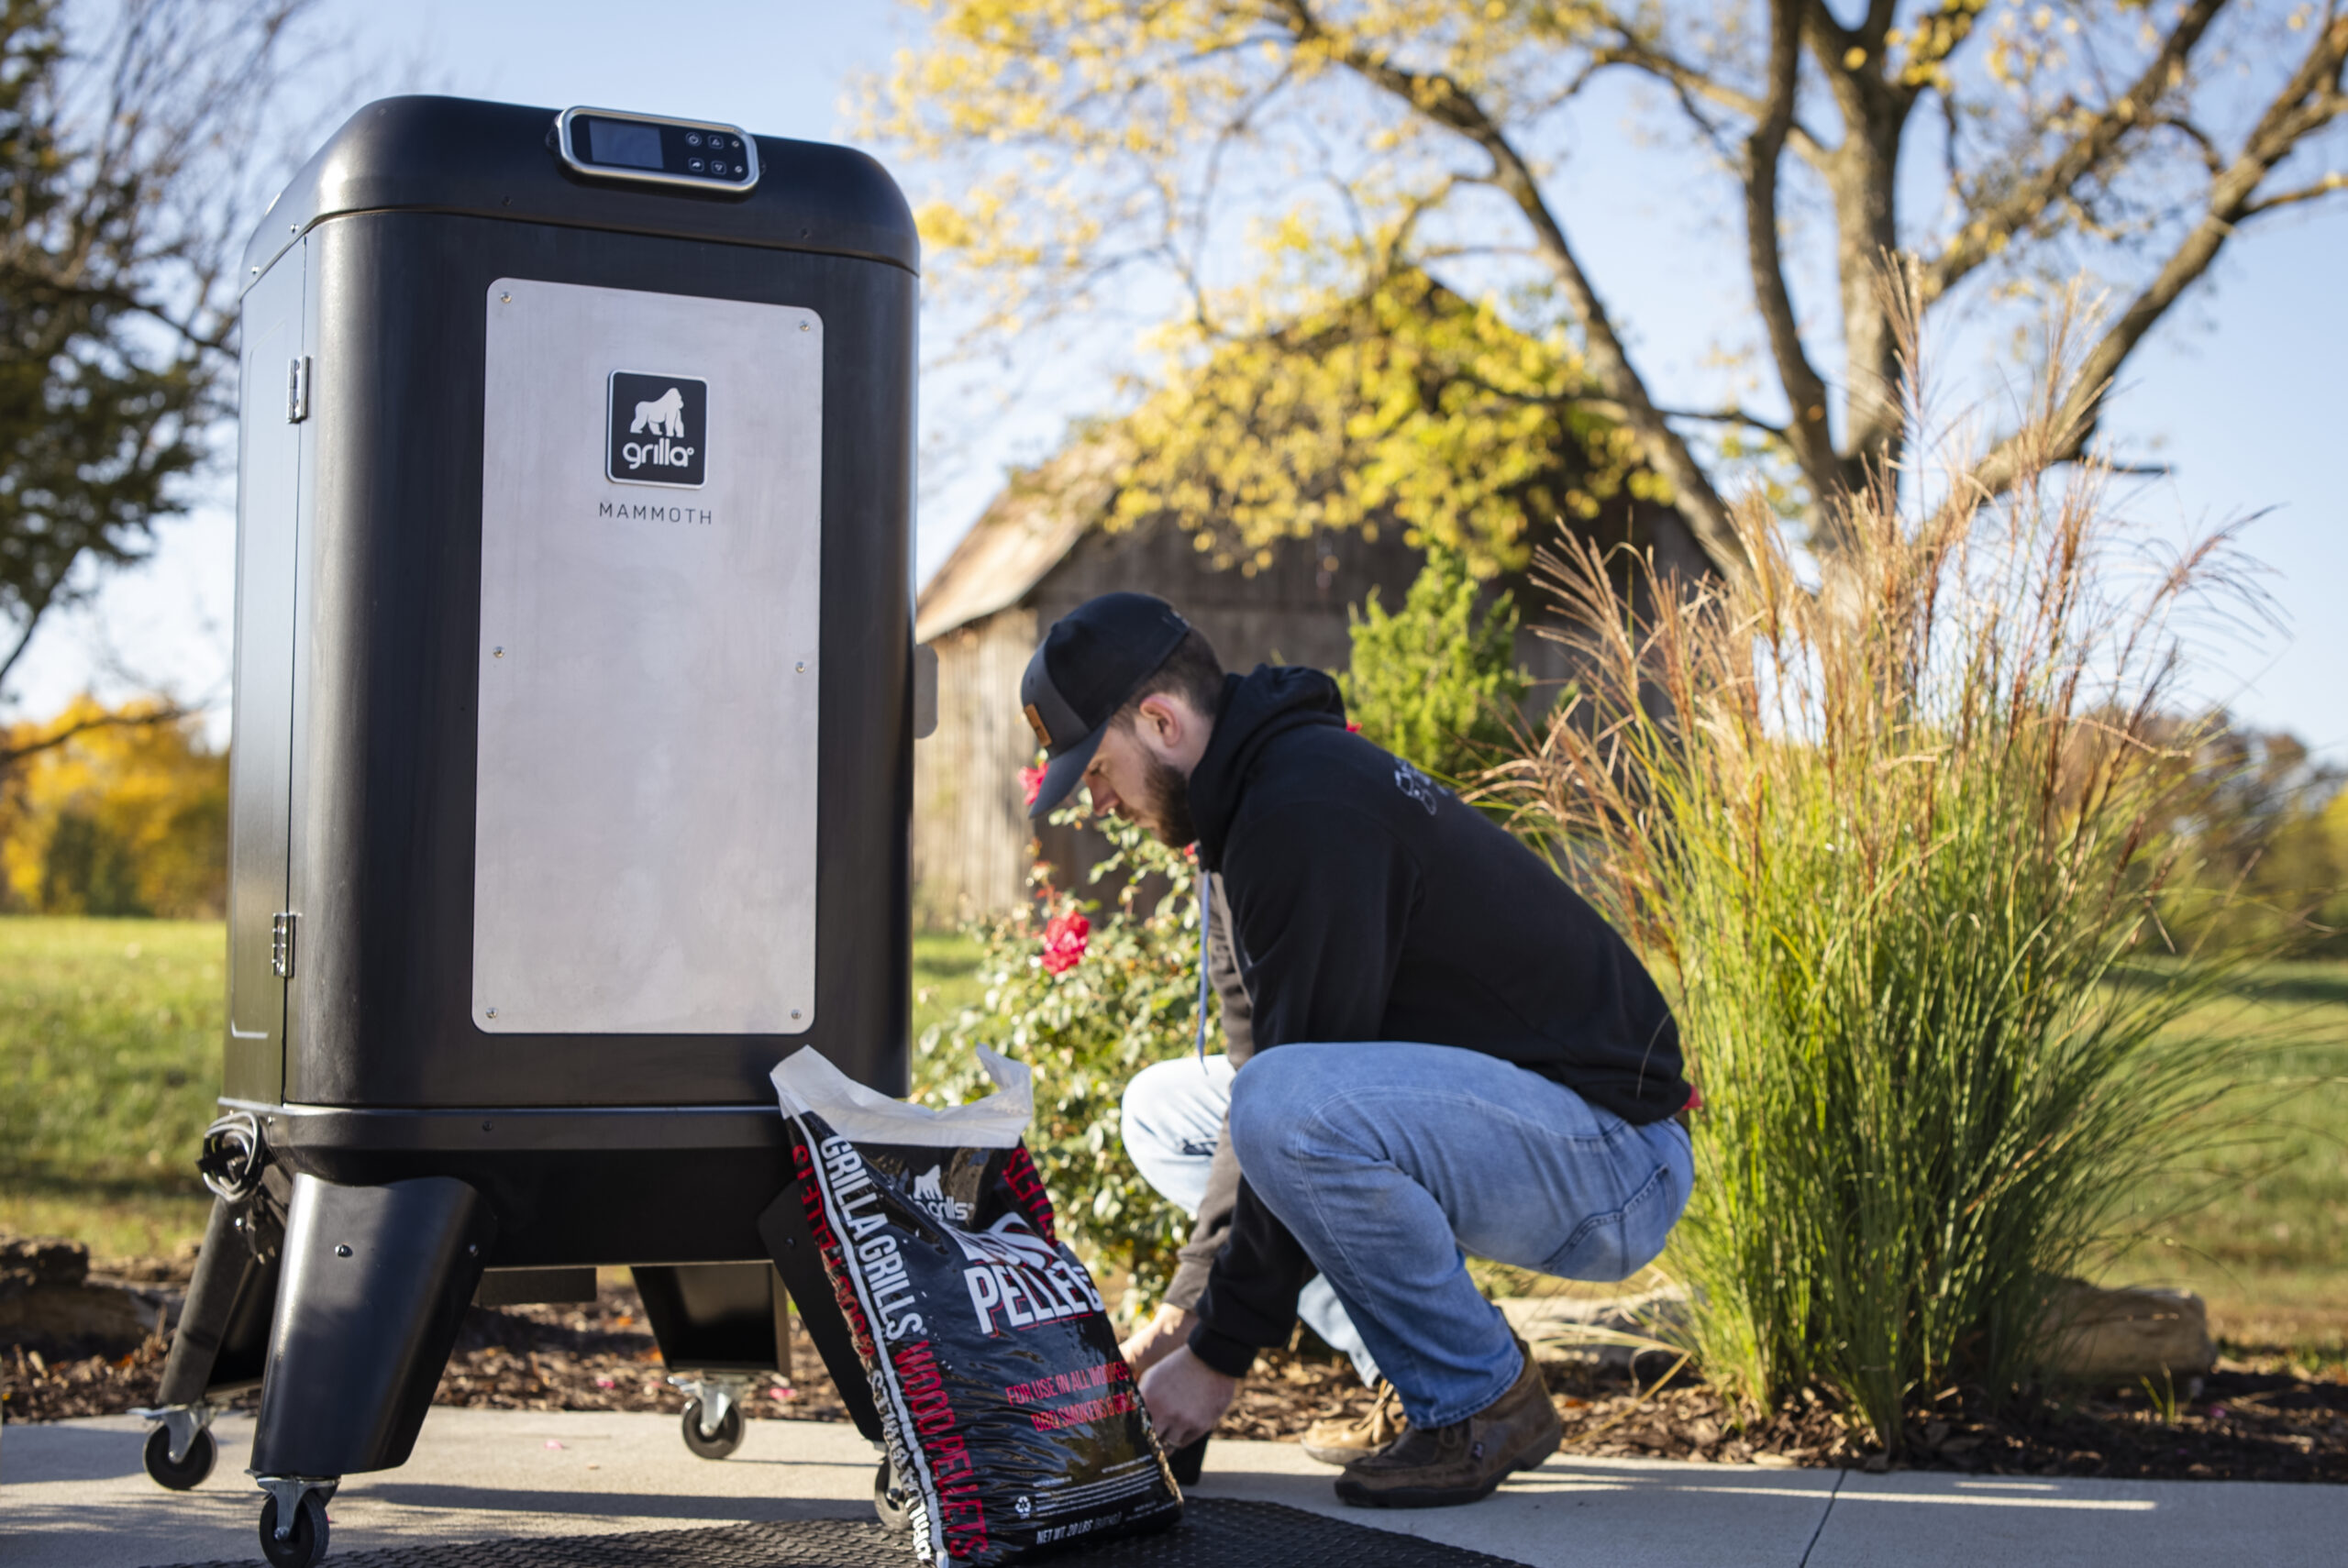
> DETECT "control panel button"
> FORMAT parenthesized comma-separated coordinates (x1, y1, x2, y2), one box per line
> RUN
(558, 108, 759, 193)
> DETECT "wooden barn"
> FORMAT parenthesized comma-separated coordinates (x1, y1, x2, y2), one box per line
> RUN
(909, 425, 1710, 925)
(913, 435, 1412, 924)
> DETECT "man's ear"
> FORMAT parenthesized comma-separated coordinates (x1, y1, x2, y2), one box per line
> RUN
(1135, 692, 1184, 748)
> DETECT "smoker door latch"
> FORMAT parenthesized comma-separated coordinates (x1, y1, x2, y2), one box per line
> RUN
(286, 356, 311, 423)
(271, 911, 298, 979)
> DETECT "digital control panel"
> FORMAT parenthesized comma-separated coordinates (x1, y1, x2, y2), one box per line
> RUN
(555, 107, 760, 195)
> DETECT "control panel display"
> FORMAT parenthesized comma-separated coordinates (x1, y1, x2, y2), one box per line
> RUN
(556, 107, 759, 194)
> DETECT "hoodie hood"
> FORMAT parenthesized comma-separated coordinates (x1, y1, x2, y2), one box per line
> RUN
(1188, 665, 1348, 870)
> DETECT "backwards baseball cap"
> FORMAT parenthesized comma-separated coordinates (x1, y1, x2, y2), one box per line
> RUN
(1019, 592, 1192, 819)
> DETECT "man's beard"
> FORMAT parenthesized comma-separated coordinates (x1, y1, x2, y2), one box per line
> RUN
(1137, 751, 1197, 848)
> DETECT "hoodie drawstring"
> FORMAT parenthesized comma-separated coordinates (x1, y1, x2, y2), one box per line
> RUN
(1194, 872, 1213, 1068)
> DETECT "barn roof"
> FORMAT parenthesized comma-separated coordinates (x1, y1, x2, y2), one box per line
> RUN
(914, 432, 1131, 644)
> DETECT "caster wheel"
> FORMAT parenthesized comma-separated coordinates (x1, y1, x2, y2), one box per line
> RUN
(680, 1397, 745, 1460)
(143, 1424, 216, 1489)
(257, 1490, 330, 1568)
(873, 1456, 918, 1533)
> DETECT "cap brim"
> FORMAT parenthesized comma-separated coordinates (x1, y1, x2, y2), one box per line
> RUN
(1028, 726, 1107, 819)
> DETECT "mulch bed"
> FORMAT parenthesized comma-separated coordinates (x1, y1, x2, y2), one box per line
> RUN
(6, 1277, 2344, 1483)
(1279, 1350, 2348, 1483)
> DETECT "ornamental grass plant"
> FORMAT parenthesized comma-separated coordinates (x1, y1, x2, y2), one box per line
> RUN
(1502, 314, 2266, 1449)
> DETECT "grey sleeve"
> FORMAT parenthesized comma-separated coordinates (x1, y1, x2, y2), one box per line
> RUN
(1164, 873, 1252, 1313)
(1206, 870, 1254, 1065)
(1163, 1123, 1242, 1312)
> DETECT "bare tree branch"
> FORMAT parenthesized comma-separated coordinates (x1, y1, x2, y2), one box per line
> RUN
(1270, 0, 1747, 576)
(1922, 0, 2230, 307)
(1578, 399, 1789, 436)
(1744, 0, 1840, 507)
(1964, 15, 2348, 502)
(2242, 172, 2348, 216)
(1584, 25, 1831, 164)
(0, 579, 60, 697)
(0, 701, 200, 769)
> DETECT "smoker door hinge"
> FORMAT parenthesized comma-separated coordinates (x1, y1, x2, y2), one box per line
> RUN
(286, 356, 311, 423)
(270, 911, 298, 979)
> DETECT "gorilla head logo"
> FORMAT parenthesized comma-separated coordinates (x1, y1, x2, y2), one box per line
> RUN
(910, 1165, 972, 1223)
(606, 370, 707, 487)
(629, 386, 687, 438)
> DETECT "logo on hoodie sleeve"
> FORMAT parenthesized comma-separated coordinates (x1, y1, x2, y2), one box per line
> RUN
(1393, 760, 1444, 816)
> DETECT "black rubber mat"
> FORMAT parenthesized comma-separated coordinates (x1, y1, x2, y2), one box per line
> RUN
(171, 1498, 1530, 1566)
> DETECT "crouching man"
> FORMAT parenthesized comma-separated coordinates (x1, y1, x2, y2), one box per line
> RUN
(1016, 592, 1694, 1509)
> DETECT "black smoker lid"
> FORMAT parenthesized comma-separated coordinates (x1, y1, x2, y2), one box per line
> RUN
(241, 94, 920, 289)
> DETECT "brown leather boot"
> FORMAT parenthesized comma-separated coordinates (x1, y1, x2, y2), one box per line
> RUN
(1333, 1345, 1560, 1508)
(1300, 1378, 1407, 1466)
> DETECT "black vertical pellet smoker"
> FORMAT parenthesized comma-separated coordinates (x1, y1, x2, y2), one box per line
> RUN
(133, 96, 924, 1567)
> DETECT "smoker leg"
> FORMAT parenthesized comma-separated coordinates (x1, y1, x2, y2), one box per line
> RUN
(159, 1178, 289, 1401)
(249, 1173, 493, 1481)
(757, 1181, 887, 1444)
(632, 1260, 789, 1461)
(138, 1179, 289, 1490)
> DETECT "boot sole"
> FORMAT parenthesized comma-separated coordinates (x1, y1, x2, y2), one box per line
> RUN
(1335, 1474, 1507, 1509)
(1301, 1441, 1373, 1467)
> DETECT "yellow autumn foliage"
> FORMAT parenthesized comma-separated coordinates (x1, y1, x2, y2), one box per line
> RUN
(0, 696, 227, 918)
(1112, 267, 1656, 576)
(876, 0, 2348, 569)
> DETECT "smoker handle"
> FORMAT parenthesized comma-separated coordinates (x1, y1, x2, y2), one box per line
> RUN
(913, 642, 938, 740)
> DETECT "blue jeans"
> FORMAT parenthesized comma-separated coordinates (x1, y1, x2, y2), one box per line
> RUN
(1123, 1055, 1384, 1386)
(1123, 1043, 1693, 1430)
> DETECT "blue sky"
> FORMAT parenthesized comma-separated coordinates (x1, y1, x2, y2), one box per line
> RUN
(10, 0, 2342, 759)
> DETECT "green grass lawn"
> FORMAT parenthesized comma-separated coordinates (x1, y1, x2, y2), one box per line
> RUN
(913, 929, 989, 1040)
(0, 918, 224, 1258)
(2101, 961, 2348, 1351)
(6, 917, 2342, 1355)
(0, 919, 992, 1261)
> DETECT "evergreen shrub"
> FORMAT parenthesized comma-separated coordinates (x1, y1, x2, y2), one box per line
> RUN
(1337, 546, 1528, 783)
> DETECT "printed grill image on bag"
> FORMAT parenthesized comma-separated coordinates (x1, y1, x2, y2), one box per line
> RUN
(772, 1045, 1182, 1565)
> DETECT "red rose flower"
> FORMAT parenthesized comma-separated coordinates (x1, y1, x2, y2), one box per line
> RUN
(1018, 764, 1047, 808)
(1040, 909, 1090, 974)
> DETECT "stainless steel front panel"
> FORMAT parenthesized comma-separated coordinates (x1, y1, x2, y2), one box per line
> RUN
(474, 279, 822, 1034)
(226, 245, 305, 1076)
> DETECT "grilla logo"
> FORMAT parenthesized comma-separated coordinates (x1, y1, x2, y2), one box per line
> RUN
(912, 1165, 973, 1225)
(607, 370, 707, 488)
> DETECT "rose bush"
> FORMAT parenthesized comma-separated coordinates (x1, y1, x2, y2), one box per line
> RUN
(1038, 909, 1091, 974)
(913, 798, 1208, 1319)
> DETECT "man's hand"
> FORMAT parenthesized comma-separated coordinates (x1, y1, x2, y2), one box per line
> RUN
(1118, 1303, 1199, 1378)
(1137, 1345, 1239, 1449)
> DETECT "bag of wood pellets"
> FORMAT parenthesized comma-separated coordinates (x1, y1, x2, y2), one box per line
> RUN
(772, 1045, 1182, 1565)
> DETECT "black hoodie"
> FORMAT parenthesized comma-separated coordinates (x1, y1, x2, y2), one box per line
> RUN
(1178, 666, 1686, 1377)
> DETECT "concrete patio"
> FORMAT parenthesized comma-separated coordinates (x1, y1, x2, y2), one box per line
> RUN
(2, 1408, 2339, 1567)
